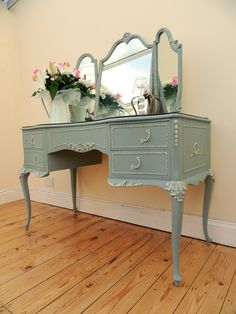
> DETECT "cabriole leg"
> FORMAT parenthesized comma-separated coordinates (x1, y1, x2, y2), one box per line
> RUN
(171, 197, 184, 287)
(19, 171, 31, 230)
(166, 181, 187, 286)
(70, 168, 77, 212)
(203, 174, 214, 243)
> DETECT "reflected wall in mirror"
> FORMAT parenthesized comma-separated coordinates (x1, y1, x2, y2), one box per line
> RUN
(69, 54, 98, 122)
(94, 33, 153, 119)
(155, 28, 182, 113)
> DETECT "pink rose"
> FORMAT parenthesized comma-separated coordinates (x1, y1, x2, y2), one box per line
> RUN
(58, 63, 65, 70)
(33, 68, 41, 76)
(32, 68, 41, 81)
(74, 69, 81, 78)
(113, 93, 122, 101)
(172, 76, 178, 87)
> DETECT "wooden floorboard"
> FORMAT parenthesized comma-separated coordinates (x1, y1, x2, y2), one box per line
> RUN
(0, 200, 235, 314)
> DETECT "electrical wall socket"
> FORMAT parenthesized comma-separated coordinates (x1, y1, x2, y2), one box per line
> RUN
(44, 177, 54, 187)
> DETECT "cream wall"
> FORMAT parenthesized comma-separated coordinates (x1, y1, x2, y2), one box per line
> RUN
(0, 3, 22, 191)
(8, 0, 236, 222)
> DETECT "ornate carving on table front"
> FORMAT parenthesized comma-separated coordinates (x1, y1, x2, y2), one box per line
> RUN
(191, 142, 201, 158)
(183, 124, 208, 173)
(173, 119, 179, 147)
(165, 181, 187, 202)
(108, 179, 143, 187)
(53, 142, 95, 153)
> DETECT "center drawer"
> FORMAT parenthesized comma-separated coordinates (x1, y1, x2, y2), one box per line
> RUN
(110, 151, 169, 177)
(110, 122, 169, 150)
(47, 125, 107, 153)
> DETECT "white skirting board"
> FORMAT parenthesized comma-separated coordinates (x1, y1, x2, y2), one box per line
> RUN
(0, 188, 23, 205)
(28, 188, 236, 248)
(1, 188, 235, 247)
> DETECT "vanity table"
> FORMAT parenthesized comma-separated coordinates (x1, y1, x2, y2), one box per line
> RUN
(20, 28, 214, 286)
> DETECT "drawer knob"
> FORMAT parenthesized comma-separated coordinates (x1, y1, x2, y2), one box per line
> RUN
(140, 129, 151, 144)
(130, 156, 142, 170)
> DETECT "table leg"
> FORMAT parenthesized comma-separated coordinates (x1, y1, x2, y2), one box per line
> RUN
(203, 174, 214, 243)
(70, 168, 77, 212)
(171, 196, 184, 286)
(165, 181, 186, 286)
(19, 171, 31, 230)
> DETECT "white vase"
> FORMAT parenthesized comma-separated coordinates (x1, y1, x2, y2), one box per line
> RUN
(69, 96, 95, 122)
(50, 89, 81, 123)
(49, 95, 70, 123)
(95, 106, 120, 119)
(165, 95, 176, 112)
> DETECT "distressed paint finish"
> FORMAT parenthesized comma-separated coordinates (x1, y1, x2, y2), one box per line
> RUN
(19, 113, 213, 286)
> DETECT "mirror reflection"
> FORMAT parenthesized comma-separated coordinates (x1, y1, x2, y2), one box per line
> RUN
(69, 55, 97, 122)
(157, 32, 178, 113)
(95, 36, 152, 119)
(78, 56, 96, 83)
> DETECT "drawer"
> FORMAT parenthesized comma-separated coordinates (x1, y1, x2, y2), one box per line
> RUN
(110, 123, 169, 150)
(110, 151, 168, 176)
(23, 131, 44, 150)
(48, 126, 106, 153)
(24, 150, 45, 169)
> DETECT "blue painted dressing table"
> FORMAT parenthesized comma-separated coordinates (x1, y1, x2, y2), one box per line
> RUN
(20, 113, 213, 286)
(20, 28, 214, 286)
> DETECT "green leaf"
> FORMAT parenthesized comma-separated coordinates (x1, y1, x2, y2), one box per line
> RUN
(49, 81, 59, 101)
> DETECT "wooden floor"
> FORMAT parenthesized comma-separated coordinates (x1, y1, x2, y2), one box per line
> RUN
(0, 201, 235, 314)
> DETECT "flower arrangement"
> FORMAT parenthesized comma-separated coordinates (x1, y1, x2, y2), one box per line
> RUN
(32, 62, 95, 101)
(162, 75, 178, 99)
(99, 85, 124, 112)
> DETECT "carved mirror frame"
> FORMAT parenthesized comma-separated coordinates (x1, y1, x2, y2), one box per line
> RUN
(94, 33, 154, 118)
(76, 53, 98, 82)
(75, 28, 183, 121)
(154, 28, 183, 113)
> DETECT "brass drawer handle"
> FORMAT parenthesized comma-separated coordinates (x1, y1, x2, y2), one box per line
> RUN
(140, 129, 151, 144)
(34, 154, 38, 163)
(130, 156, 142, 170)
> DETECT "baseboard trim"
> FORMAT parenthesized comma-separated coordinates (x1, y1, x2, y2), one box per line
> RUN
(0, 188, 23, 205)
(28, 188, 236, 248)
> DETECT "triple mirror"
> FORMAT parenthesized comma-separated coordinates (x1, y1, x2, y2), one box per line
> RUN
(73, 28, 182, 122)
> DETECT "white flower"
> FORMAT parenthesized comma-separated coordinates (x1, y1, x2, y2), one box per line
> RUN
(100, 85, 113, 96)
(33, 70, 48, 93)
(79, 79, 93, 88)
(55, 62, 73, 75)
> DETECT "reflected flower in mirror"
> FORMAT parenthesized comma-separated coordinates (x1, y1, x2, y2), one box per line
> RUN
(162, 75, 178, 99)
(98, 85, 126, 116)
(162, 76, 178, 112)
